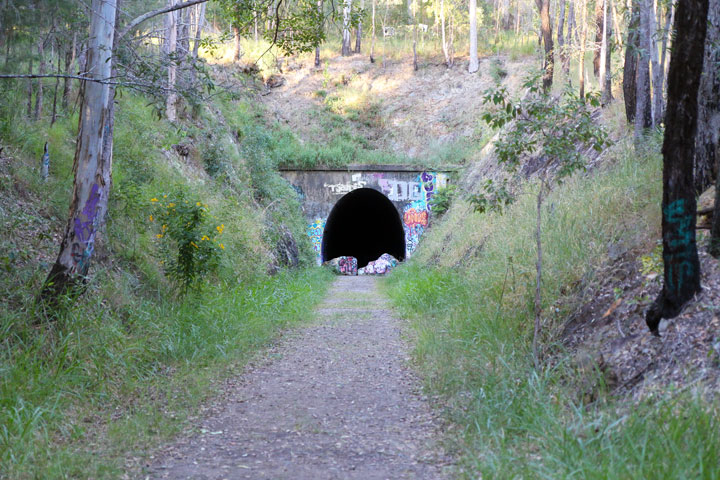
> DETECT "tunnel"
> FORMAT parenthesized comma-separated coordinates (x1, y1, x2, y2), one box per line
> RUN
(321, 188, 406, 268)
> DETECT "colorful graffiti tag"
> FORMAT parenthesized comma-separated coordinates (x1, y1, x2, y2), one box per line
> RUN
(307, 218, 326, 264)
(400, 172, 448, 258)
(324, 173, 368, 195)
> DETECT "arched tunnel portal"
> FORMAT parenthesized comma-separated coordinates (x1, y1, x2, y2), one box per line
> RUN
(321, 188, 406, 267)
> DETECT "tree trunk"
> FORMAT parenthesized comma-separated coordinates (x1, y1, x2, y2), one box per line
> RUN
(412, 0, 418, 71)
(166, 0, 178, 121)
(254, 2, 259, 43)
(370, 0, 376, 62)
(342, 0, 352, 56)
(658, 1, 674, 111)
(26, 55, 33, 118)
(634, 0, 652, 136)
(441, 0, 450, 66)
(592, 0, 603, 77)
(536, 0, 554, 91)
(579, 0, 587, 98)
(233, 26, 241, 61)
(649, 0, 664, 125)
(469, 0, 478, 73)
(611, 0, 622, 49)
(623, 0, 639, 123)
(41, 0, 117, 305)
(191, 3, 205, 59)
(557, 0, 566, 78)
(62, 31, 77, 110)
(355, 0, 364, 53)
(51, 40, 61, 126)
(645, 0, 707, 334)
(34, 39, 44, 121)
(600, 0, 612, 104)
(695, 0, 719, 194)
(315, 0, 324, 66)
(532, 178, 545, 370)
(564, 0, 574, 76)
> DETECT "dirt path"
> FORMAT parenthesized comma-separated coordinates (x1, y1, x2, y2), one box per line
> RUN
(146, 276, 451, 479)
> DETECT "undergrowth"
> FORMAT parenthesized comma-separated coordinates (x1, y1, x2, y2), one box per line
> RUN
(383, 136, 720, 478)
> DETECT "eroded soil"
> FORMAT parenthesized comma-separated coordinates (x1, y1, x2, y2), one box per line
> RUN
(145, 276, 451, 479)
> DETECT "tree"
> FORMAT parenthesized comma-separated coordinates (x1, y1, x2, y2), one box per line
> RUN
(536, 0, 553, 91)
(634, 0, 653, 137)
(468, 0, 478, 73)
(623, 0, 639, 123)
(482, 77, 608, 367)
(342, 0, 352, 55)
(645, 0, 708, 334)
(695, 0, 719, 195)
(41, 0, 118, 304)
(166, 0, 178, 121)
(355, 0, 364, 52)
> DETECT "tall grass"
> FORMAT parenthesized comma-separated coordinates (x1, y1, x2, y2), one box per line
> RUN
(384, 138, 720, 478)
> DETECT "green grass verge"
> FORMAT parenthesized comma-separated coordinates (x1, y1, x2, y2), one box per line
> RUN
(382, 137, 720, 478)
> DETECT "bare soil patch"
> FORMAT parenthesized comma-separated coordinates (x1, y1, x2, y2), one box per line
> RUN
(144, 276, 452, 479)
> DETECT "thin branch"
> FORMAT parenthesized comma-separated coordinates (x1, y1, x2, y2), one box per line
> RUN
(118, 0, 211, 40)
(0, 73, 120, 85)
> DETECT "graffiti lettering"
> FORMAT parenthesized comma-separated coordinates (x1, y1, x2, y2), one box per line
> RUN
(307, 217, 326, 264)
(403, 208, 429, 228)
(324, 173, 367, 195)
(378, 179, 423, 202)
(69, 183, 102, 272)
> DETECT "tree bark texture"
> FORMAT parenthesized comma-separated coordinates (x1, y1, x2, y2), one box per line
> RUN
(634, 0, 652, 135)
(648, 0, 664, 125)
(564, 0, 574, 76)
(42, 0, 117, 304)
(646, 0, 708, 333)
(469, 0, 479, 73)
(592, 0, 603, 77)
(166, 0, 178, 121)
(536, 0, 554, 91)
(600, 0, 612, 104)
(623, 0, 639, 123)
(579, 0, 587, 98)
(370, 0, 376, 62)
(355, 0, 364, 53)
(694, 0, 719, 194)
(557, 0, 567, 77)
(34, 39, 44, 120)
(342, 0, 352, 56)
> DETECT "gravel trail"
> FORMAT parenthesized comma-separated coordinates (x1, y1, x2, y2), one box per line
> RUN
(146, 276, 451, 479)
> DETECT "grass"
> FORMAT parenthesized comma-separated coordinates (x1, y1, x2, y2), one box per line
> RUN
(382, 134, 720, 478)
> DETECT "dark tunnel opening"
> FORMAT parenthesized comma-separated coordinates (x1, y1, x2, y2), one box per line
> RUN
(321, 188, 406, 268)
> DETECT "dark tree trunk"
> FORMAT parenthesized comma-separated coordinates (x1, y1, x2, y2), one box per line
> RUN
(623, 0, 639, 123)
(26, 55, 33, 118)
(536, 0, 554, 91)
(564, 0, 574, 76)
(646, 0, 708, 333)
(634, 0, 652, 136)
(62, 31, 77, 110)
(694, 0, 719, 194)
(592, 0, 603, 78)
(711, 149, 720, 256)
(34, 39, 44, 121)
(601, 0, 612, 104)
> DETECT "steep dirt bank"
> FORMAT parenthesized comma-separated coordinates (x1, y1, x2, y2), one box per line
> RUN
(260, 54, 530, 160)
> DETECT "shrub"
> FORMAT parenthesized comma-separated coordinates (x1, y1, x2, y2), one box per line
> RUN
(150, 192, 225, 293)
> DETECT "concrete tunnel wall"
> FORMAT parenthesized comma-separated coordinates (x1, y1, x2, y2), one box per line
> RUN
(279, 166, 450, 265)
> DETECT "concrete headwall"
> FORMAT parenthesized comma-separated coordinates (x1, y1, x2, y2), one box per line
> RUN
(280, 165, 450, 264)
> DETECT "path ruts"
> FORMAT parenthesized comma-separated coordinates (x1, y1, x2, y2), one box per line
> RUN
(146, 276, 450, 479)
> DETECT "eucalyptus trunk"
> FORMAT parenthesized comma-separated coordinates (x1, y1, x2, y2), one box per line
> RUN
(42, 0, 117, 305)
(469, 0, 478, 72)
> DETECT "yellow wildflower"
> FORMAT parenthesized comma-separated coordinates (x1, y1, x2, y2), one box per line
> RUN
(201, 235, 210, 241)
(150, 198, 158, 202)
(216, 224, 225, 234)
(162, 224, 167, 231)
(149, 215, 153, 222)
(163, 194, 167, 198)
(156, 234, 164, 238)
(196, 202, 202, 206)
(219, 243, 225, 250)
(168, 203, 176, 208)
(190, 241, 199, 249)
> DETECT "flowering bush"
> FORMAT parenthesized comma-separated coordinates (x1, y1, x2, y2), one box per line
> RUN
(150, 193, 225, 292)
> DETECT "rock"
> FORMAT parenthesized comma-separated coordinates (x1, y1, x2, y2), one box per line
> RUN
(358, 254, 399, 276)
(265, 74, 285, 89)
(324, 256, 358, 276)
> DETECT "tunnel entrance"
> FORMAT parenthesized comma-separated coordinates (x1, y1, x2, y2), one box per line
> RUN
(321, 188, 406, 268)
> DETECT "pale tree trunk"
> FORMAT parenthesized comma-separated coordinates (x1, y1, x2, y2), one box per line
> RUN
(557, 0, 566, 78)
(578, 0, 587, 98)
(536, 0, 554, 91)
(412, 0, 418, 70)
(42, 0, 117, 305)
(592, 0, 603, 78)
(26, 55, 33, 117)
(564, 0, 574, 76)
(166, 0, 178, 121)
(62, 31, 77, 110)
(191, 3, 205, 59)
(634, 0, 652, 135)
(254, 2, 259, 43)
(468, 0, 479, 73)
(34, 38, 44, 121)
(370, 0, 376, 62)
(611, 0, 622, 48)
(51, 39, 60, 126)
(342, 0, 352, 56)
(441, 0, 450, 66)
(649, 0, 663, 125)
(645, 0, 707, 332)
(600, 0, 612, 104)
(355, 0, 364, 52)
(315, 0, 323, 66)
(659, 1, 674, 95)
(695, 0, 719, 195)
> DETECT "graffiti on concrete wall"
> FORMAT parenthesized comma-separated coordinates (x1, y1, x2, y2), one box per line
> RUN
(378, 178, 424, 202)
(324, 173, 368, 195)
(401, 172, 448, 258)
(307, 217, 326, 264)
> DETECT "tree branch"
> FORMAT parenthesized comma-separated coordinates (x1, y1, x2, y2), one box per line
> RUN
(118, 0, 211, 40)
